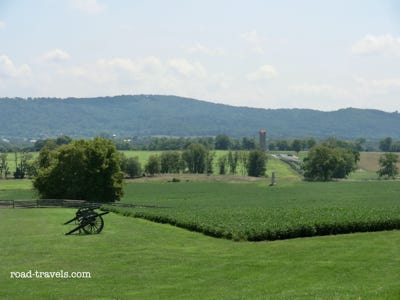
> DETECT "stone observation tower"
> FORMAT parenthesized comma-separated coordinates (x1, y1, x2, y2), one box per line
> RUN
(259, 129, 267, 151)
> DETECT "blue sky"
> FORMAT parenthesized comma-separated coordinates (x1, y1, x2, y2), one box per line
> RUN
(0, 0, 399, 111)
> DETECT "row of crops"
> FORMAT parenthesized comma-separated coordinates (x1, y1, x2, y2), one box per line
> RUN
(103, 180, 400, 241)
(105, 205, 400, 241)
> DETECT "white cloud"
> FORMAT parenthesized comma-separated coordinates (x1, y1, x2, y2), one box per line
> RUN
(246, 65, 277, 81)
(288, 83, 352, 99)
(357, 77, 400, 89)
(354, 76, 400, 97)
(69, 0, 105, 14)
(42, 49, 71, 63)
(351, 34, 400, 56)
(0, 21, 5, 30)
(241, 30, 265, 54)
(186, 43, 225, 56)
(167, 58, 207, 78)
(38, 56, 210, 97)
(0, 54, 31, 79)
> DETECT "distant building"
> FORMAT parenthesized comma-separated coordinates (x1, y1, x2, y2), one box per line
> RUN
(259, 129, 267, 151)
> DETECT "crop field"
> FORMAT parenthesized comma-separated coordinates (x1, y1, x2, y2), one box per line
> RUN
(1, 208, 400, 299)
(104, 180, 400, 241)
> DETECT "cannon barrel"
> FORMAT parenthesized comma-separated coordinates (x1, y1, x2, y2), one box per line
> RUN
(63, 216, 78, 225)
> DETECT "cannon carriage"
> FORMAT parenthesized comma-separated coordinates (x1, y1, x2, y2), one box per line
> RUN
(64, 205, 109, 235)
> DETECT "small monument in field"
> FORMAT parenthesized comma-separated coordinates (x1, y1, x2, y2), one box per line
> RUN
(259, 129, 267, 151)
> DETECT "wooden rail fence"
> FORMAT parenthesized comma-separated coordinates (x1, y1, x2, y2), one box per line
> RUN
(0, 199, 168, 209)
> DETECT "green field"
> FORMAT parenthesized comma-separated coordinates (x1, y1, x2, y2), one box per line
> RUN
(0, 179, 35, 200)
(1, 208, 400, 299)
(105, 180, 400, 241)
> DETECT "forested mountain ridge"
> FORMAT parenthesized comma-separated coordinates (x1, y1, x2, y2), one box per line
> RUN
(1, 95, 399, 139)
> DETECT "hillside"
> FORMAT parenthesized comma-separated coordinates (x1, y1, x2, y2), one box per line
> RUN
(1, 95, 399, 139)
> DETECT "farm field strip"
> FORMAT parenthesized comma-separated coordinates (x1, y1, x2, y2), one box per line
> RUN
(106, 180, 400, 241)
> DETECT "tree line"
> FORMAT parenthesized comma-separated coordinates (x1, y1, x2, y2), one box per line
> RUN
(120, 145, 267, 178)
(2, 134, 399, 153)
(379, 137, 400, 152)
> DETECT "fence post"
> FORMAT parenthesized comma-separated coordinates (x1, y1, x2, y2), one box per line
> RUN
(13, 200, 15, 208)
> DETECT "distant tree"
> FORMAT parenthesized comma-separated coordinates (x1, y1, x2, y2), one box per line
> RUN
(377, 153, 399, 179)
(355, 137, 366, 151)
(379, 137, 393, 152)
(303, 145, 337, 181)
(195, 137, 214, 149)
(276, 140, 290, 151)
(205, 151, 215, 174)
(218, 155, 228, 175)
(160, 151, 181, 173)
(238, 151, 249, 175)
(121, 155, 142, 178)
(33, 137, 124, 202)
(303, 145, 359, 181)
(306, 137, 317, 149)
(268, 141, 277, 151)
(242, 137, 256, 150)
(0, 153, 9, 179)
(247, 149, 267, 177)
(145, 155, 161, 176)
(24, 160, 38, 178)
(292, 139, 302, 154)
(182, 143, 209, 173)
(228, 151, 239, 174)
(56, 135, 72, 146)
(390, 141, 400, 152)
(230, 139, 242, 150)
(331, 148, 359, 178)
(215, 134, 231, 150)
(34, 136, 71, 151)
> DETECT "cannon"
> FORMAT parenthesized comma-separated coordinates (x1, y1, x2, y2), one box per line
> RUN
(64, 205, 109, 235)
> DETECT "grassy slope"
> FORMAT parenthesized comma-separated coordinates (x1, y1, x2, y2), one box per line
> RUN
(0, 179, 35, 200)
(1, 208, 399, 299)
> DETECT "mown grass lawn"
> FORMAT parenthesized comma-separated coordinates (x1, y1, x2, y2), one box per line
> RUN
(1, 208, 399, 299)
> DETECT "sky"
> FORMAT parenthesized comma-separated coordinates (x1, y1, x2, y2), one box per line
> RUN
(0, 0, 399, 111)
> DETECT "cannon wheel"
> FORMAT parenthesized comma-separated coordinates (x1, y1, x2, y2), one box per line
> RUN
(82, 215, 104, 234)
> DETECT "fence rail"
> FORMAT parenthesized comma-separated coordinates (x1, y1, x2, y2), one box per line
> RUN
(0, 199, 168, 209)
(0, 199, 87, 208)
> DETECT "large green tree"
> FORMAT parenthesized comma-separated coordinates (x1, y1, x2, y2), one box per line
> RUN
(247, 149, 267, 177)
(145, 155, 161, 176)
(379, 137, 393, 152)
(182, 143, 209, 173)
(33, 137, 124, 202)
(303, 145, 358, 181)
(160, 151, 182, 173)
(120, 154, 142, 178)
(377, 152, 399, 179)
